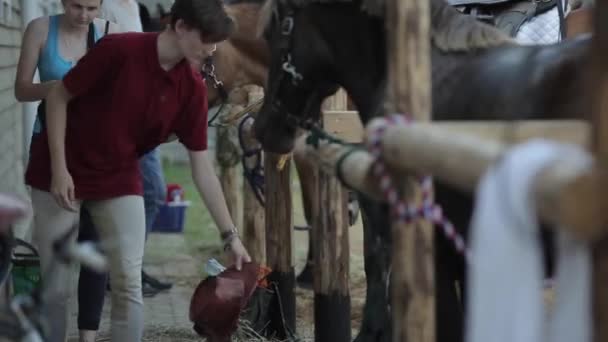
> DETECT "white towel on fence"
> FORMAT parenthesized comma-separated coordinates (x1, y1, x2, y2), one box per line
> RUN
(465, 139, 592, 342)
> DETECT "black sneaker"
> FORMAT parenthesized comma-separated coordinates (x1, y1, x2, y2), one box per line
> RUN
(142, 281, 161, 298)
(108, 278, 160, 297)
(142, 270, 173, 291)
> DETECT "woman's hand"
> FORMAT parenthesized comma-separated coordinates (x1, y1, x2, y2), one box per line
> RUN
(227, 237, 252, 271)
(50, 166, 77, 212)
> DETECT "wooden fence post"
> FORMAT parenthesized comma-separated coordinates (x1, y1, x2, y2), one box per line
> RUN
(216, 91, 247, 227)
(313, 89, 352, 342)
(385, 0, 434, 339)
(265, 152, 296, 338)
(242, 86, 266, 264)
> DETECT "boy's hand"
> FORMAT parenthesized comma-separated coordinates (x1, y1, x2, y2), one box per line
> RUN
(227, 237, 252, 271)
(50, 167, 77, 212)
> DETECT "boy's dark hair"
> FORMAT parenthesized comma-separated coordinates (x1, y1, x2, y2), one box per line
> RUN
(170, 0, 235, 43)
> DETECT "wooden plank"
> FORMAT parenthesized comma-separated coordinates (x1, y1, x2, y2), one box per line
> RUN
(0, 47, 18, 68)
(0, 25, 21, 47)
(0, 3, 23, 30)
(0, 82, 17, 113)
(322, 110, 362, 143)
(0, 66, 16, 90)
(313, 88, 351, 342)
(0, 101, 18, 134)
(0, 129, 15, 179)
(323, 110, 590, 147)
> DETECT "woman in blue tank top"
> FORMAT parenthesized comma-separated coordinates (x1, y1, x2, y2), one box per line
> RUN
(14, 2, 118, 342)
(15, 0, 118, 137)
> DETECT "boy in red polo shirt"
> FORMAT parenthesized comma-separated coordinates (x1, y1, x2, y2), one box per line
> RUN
(25, 0, 251, 341)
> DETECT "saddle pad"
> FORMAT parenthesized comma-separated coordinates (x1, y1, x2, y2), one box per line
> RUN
(515, 1, 569, 45)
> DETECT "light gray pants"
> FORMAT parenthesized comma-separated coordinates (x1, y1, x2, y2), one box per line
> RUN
(30, 189, 145, 342)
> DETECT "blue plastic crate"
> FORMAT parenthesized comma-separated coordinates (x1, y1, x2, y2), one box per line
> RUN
(151, 201, 190, 233)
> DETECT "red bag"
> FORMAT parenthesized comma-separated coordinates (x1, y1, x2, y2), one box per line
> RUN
(189, 262, 260, 339)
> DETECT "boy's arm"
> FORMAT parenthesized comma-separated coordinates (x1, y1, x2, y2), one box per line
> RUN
(45, 36, 122, 210)
(188, 149, 251, 269)
(46, 82, 77, 211)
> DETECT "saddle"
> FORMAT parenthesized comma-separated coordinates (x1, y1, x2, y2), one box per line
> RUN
(448, 0, 564, 37)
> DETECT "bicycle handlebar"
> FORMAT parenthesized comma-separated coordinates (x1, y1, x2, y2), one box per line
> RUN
(62, 241, 107, 273)
(52, 223, 107, 273)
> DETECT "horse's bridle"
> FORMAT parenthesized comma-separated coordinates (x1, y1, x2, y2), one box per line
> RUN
(266, 2, 318, 130)
(201, 56, 229, 126)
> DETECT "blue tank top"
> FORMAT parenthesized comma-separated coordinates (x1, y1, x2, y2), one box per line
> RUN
(33, 15, 103, 135)
(37, 15, 103, 82)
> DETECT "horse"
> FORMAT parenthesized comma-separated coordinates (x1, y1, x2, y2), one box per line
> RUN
(206, 1, 271, 106)
(254, 0, 591, 340)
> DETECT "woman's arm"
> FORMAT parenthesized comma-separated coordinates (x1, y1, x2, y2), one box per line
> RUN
(14, 17, 58, 102)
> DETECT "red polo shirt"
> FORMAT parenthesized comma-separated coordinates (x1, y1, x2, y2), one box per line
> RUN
(26, 32, 208, 200)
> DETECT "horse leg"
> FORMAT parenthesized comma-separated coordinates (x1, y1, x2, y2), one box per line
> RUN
(435, 225, 465, 342)
(354, 195, 392, 342)
(293, 136, 318, 288)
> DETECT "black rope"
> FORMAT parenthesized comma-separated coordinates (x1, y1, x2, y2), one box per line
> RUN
(335, 145, 365, 190)
(305, 123, 354, 149)
(238, 114, 266, 207)
(302, 122, 363, 191)
(208, 102, 227, 128)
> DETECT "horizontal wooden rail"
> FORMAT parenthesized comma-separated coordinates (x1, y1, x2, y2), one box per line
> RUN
(322, 110, 591, 147)
(303, 119, 608, 242)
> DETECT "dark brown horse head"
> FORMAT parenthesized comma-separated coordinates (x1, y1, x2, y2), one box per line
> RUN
(254, 0, 382, 153)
